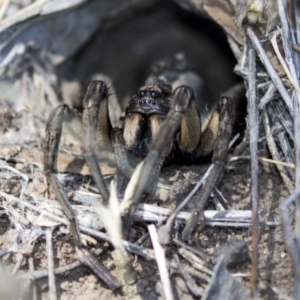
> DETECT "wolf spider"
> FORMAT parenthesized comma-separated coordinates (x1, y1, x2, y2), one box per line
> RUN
(43, 58, 237, 288)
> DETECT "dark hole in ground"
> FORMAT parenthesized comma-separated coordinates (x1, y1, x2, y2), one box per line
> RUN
(57, 1, 240, 108)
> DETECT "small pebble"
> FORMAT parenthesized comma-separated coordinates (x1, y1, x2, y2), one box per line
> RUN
(87, 274, 97, 283)
(15, 163, 23, 170)
(60, 281, 69, 290)
(87, 282, 96, 290)
(281, 251, 286, 258)
(155, 281, 163, 295)
(207, 247, 215, 255)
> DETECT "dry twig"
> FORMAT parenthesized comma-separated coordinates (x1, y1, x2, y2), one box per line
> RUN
(247, 27, 293, 114)
(46, 229, 57, 300)
(247, 31, 259, 298)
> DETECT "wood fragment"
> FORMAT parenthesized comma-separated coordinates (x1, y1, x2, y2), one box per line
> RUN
(247, 32, 259, 299)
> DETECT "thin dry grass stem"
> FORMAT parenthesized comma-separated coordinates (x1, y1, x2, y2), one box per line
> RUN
(277, 0, 300, 299)
(181, 264, 210, 283)
(210, 195, 226, 211)
(292, 92, 300, 299)
(134, 232, 149, 245)
(0, 190, 278, 233)
(46, 228, 57, 300)
(148, 224, 174, 300)
(230, 155, 295, 168)
(177, 248, 212, 276)
(28, 256, 37, 300)
(277, 130, 295, 180)
(246, 27, 293, 114)
(229, 133, 241, 148)
(271, 31, 300, 93)
(293, 90, 300, 298)
(81, 225, 157, 262)
(174, 255, 204, 297)
(95, 181, 134, 284)
(269, 99, 294, 139)
(293, 92, 300, 258)
(276, 1, 300, 297)
(262, 112, 294, 192)
(137, 203, 279, 226)
(281, 187, 300, 273)
(173, 238, 212, 264)
(0, 0, 10, 21)
(0, 191, 68, 225)
(0, 0, 48, 31)
(119, 161, 144, 213)
(292, 43, 300, 53)
(247, 34, 259, 299)
(11, 253, 23, 275)
(258, 83, 276, 109)
(277, 0, 300, 81)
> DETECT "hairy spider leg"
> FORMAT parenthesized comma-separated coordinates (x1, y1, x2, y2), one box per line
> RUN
(182, 96, 235, 240)
(44, 104, 82, 174)
(81, 80, 113, 203)
(44, 104, 83, 240)
(43, 99, 121, 290)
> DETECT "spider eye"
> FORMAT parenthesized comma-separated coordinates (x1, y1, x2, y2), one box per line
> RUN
(150, 91, 160, 99)
(138, 91, 146, 98)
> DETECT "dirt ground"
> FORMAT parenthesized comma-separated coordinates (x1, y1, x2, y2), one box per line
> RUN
(0, 117, 294, 299)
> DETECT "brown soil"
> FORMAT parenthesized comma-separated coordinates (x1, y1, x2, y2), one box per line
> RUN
(0, 127, 293, 299)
